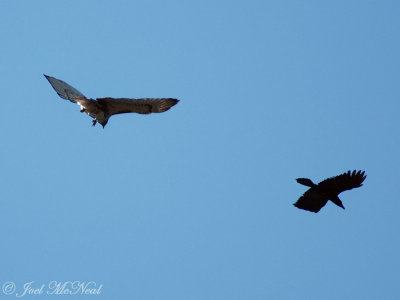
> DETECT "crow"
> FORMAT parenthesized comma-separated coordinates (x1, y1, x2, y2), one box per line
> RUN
(294, 170, 366, 213)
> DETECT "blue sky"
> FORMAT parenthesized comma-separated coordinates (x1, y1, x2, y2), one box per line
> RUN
(1, 1, 399, 299)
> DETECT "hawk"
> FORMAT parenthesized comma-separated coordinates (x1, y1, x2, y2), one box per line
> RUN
(294, 170, 366, 213)
(44, 74, 179, 128)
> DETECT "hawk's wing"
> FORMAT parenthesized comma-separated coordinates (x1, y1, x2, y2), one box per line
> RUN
(317, 170, 366, 195)
(96, 98, 179, 115)
(44, 74, 86, 102)
(293, 189, 329, 213)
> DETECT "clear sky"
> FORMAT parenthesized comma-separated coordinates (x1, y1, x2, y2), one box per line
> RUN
(1, 1, 399, 299)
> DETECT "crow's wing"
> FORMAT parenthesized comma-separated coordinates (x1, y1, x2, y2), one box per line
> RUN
(293, 189, 329, 213)
(296, 178, 315, 187)
(44, 74, 86, 102)
(97, 98, 179, 115)
(317, 170, 366, 195)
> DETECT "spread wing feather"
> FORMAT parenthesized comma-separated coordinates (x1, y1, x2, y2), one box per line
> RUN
(44, 74, 86, 102)
(97, 98, 179, 116)
(317, 170, 366, 195)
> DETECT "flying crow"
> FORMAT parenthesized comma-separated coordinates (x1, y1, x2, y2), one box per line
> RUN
(294, 170, 366, 213)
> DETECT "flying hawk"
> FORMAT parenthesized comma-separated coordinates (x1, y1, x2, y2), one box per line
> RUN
(294, 170, 366, 213)
(44, 74, 179, 128)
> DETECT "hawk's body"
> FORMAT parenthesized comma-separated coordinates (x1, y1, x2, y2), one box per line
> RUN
(294, 170, 366, 213)
(44, 75, 179, 127)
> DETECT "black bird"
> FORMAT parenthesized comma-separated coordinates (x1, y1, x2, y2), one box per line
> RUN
(294, 170, 366, 213)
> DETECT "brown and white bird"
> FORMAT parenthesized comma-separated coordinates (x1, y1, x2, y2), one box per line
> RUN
(44, 74, 179, 128)
(294, 170, 366, 213)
